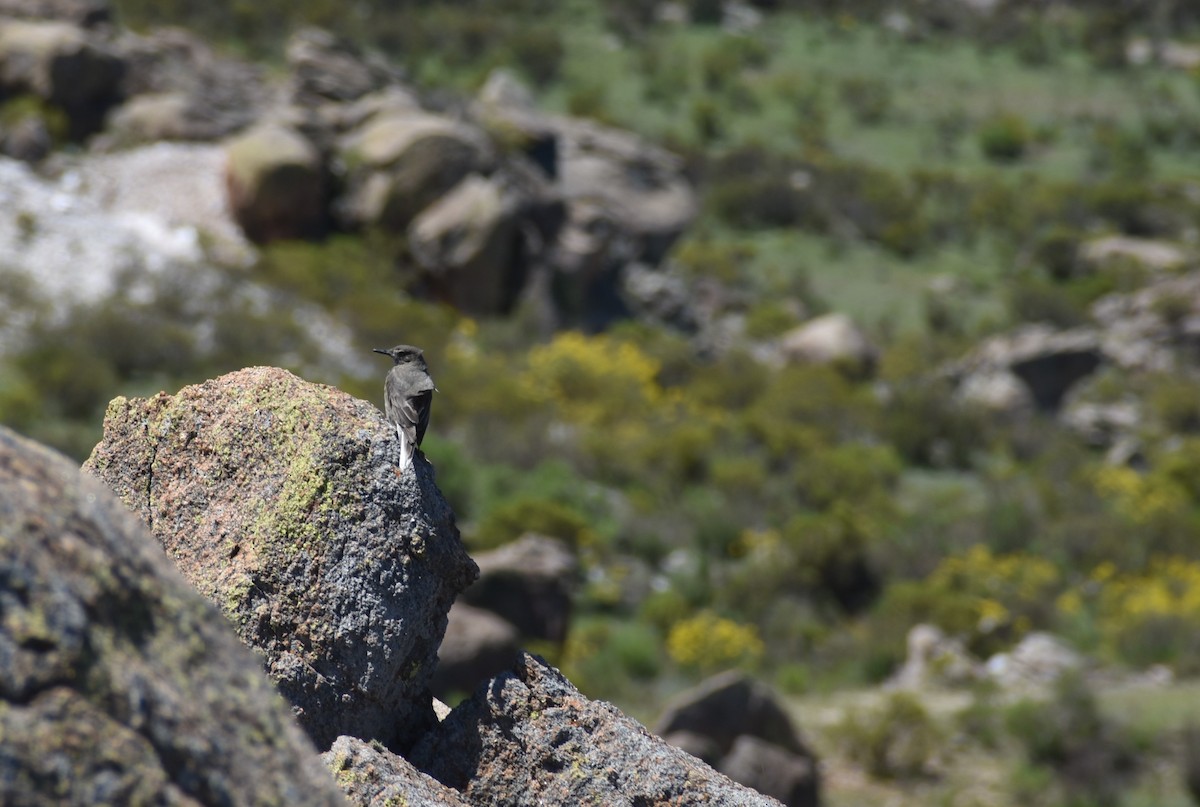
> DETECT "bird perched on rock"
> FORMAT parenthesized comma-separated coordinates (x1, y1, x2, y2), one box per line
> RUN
(373, 344, 436, 472)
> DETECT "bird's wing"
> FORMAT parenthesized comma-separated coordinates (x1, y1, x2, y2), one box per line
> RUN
(407, 389, 434, 448)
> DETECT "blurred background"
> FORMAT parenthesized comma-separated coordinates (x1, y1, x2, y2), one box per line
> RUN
(3, 0, 1200, 804)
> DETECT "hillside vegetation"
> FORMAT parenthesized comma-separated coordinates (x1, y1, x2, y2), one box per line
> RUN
(6, 1, 1200, 804)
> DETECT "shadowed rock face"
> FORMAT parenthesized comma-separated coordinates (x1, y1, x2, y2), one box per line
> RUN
(0, 425, 345, 806)
(410, 653, 784, 806)
(83, 366, 478, 752)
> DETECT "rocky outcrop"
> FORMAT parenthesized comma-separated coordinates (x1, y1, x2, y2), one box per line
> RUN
(225, 121, 328, 242)
(338, 109, 493, 231)
(0, 425, 345, 806)
(411, 653, 784, 806)
(325, 735, 470, 807)
(106, 27, 268, 145)
(950, 325, 1104, 412)
(83, 366, 479, 751)
(654, 670, 820, 807)
(0, 18, 125, 138)
(409, 173, 523, 315)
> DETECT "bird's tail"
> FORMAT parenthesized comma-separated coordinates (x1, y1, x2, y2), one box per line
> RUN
(398, 427, 415, 472)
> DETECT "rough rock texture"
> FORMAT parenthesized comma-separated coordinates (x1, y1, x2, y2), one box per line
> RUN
(654, 670, 820, 806)
(431, 602, 521, 699)
(411, 653, 782, 806)
(324, 735, 470, 807)
(460, 533, 579, 643)
(83, 366, 479, 751)
(225, 121, 328, 243)
(0, 425, 345, 806)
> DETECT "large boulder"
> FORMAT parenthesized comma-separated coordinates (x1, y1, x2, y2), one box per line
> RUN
(411, 653, 784, 805)
(0, 425, 345, 806)
(951, 325, 1104, 412)
(338, 110, 493, 230)
(0, 18, 125, 138)
(408, 173, 523, 315)
(325, 735, 470, 807)
(460, 533, 579, 643)
(106, 27, 268, 145)
(654, 671, 820, 807)
(225, 122, 328, 242)
(83, 366, 479, 751)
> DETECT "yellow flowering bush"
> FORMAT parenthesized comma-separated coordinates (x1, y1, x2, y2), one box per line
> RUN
(666, 610, 764, 671)
(522, 332, 664, 427)
(884, 544, 1062, 656)
(1091, 465, 1189, 526)
(1065, 557, 1200, 669)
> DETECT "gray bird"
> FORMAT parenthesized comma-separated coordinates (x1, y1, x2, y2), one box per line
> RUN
(373, 344, 436, 472)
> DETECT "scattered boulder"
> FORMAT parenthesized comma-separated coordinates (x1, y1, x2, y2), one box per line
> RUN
(553, 116, 697, 265)
(1, 114, 52, 162)
(109, 27, 268, 144)
(411, 653, 784, 806)
(225, 121, 328, 242)
(83, 366, 479, 751)
(0, 18, 125, 138)
(951, 325, 1103, 412)
(409, 173, 522, 315)
(985, 632, 1087, 690)
(1079, 235, 1189, 275)
(338, 110, 493, 230)
(287, 26, 398, 106)
(779, 312, 878, 377)
(654, 670, 820, 806)
(890, 624, 981, 689)
(0, 425, 345, 806)
(954, 368, 1034, 417)
(719, 735, 820, 807)
(460, 533, 579, 644)
(325, 735, 471, 807)
(432, 602, 522, 699)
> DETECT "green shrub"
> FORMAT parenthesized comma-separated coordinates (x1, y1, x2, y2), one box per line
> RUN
(1005, 672, 1141, 806)
(978, 112, 1032, 163)
(508, 24, 564, 88)
(839, 75, 892, 126)
(834, 692, 942, 780)
(471, 495, 595, 550)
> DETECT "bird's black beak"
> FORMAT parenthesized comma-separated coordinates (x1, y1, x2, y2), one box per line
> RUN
(372, 348, 389, 356)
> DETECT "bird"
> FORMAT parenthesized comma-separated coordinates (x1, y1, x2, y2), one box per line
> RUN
(372, 344, 436, 472)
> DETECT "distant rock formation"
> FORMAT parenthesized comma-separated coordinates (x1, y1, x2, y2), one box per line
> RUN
(654, 670, 820, 807)
(0, 425, 345, 806)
